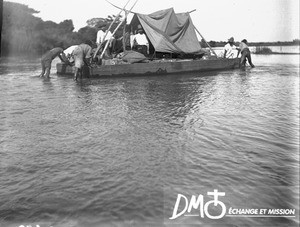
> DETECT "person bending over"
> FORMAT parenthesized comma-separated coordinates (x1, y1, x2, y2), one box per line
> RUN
(72, 43, 93, 81)
(63, 45, 79, 65)
(39, 47, 68, 78)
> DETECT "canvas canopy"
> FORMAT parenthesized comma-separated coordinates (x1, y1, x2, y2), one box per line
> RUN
(130, 8, 202, 54)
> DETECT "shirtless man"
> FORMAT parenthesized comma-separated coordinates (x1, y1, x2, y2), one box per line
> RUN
(39, 47, 68, 78)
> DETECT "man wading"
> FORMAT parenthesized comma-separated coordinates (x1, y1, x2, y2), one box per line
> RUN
(39, 47, 68, 78)
(72, 43, 93, 81)
(237, 39, 255, 68)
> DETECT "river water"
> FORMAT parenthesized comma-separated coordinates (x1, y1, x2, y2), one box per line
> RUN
(0, 55, 299, 227)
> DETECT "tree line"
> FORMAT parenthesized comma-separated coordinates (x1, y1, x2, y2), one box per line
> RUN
(0, 1, 124, 57)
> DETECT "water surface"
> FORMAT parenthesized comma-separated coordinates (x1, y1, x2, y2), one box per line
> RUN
(0, 55, 299, 226)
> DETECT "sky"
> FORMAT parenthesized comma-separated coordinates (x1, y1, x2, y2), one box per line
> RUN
(6, 0, 300, 42)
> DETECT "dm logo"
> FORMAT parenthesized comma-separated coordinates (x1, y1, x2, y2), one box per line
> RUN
(169, 189, 226, 220)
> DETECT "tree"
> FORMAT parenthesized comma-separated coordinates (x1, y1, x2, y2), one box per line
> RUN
(77, 26, 97, 47)
(58, 20, 75, 33)
(2, 2, 42, 55)
(1, 2, 80, 56)
(1, 2, 128, 56)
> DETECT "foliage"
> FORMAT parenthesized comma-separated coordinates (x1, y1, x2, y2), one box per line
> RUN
(1, 2, 42, 55)
(1, 2, 126, 57)
(77, 26, 97, 47)
(254, 47, 273, 54)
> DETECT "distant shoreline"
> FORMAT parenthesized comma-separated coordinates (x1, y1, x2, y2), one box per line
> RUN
(203, 42, 300, 48)
(253, 52, 300, 55)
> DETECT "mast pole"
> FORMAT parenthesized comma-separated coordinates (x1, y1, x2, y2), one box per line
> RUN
(194, 26, 218, 57)
(100, 0, 138, 59)
(93, 0, 131, 59)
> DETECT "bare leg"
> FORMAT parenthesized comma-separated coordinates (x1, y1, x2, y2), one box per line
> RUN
(44, 68, 50, 78)
(80, 69, 83, 80)
(74, 68, 79, 81)
(247, 54, 255, 67)
(39, 63, 45, 77)
(240, 52, 247, 67)
(240, 54, 246, 67)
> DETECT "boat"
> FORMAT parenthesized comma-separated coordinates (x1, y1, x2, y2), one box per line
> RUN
(56, 58, 240, 77)
(56, 7, 241, 78)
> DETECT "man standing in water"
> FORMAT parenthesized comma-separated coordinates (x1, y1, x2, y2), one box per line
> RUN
(72, 43, 93, 81)
(237, 39, 255, 68)
(39, 47, 68, 78)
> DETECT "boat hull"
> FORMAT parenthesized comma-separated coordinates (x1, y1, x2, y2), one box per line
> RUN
(56, 58, 240, 77)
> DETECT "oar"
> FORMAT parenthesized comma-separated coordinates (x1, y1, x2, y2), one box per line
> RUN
(93, 0, 131, 59)
(193, 26, 218, 57)
(100, 0, 138, 59)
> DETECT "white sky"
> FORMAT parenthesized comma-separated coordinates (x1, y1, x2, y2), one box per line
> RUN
(6, 0, 300, 42)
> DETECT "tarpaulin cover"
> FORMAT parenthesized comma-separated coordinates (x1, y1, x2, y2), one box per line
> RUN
(131, 8, 202, 54)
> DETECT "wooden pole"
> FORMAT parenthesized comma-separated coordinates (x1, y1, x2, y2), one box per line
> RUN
(194, 26, 218, 57)
(100, 0, 138, 59)
(93, 0, 130, 59)
(122, 18, 127, 52)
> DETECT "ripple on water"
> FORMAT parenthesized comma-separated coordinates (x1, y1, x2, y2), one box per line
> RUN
(0, 55, 299, 226)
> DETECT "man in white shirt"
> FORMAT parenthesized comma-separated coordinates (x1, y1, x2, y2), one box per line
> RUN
(133, 25, 149, 56)
(63, 45, 78, 64)
(96, 25, 115, 56)
(96, 25, 114, 45)
(222, 37, 237, 58)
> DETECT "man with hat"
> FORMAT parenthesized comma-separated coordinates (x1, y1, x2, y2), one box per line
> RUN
(132, 24, 149, 56)
(222, 37, 237, 58)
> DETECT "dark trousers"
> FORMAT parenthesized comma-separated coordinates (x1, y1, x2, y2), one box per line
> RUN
(134, 45, 148, 56)
(241, 48, 254, 67)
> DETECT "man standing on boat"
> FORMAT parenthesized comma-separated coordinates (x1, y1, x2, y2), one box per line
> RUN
(222, 37, 237, 58)
(96, 25, 112, 45)
(96, 25, 115, 56)
(73, 43, 93, 81)
(132, 25, 149, 56)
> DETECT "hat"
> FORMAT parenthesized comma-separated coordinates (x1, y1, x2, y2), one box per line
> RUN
(241, 39, 248, 43)
(228, 37, 234, 43)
